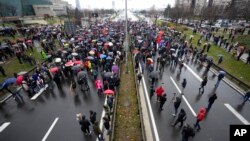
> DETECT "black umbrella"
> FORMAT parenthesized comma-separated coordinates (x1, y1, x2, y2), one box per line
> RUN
(149, 71, 160, 79)
(104, 72, 113, 78)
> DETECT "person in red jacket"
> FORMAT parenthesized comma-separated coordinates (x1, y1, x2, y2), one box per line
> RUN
(194, 107, 206, 131)
(155, 85, 165, 102)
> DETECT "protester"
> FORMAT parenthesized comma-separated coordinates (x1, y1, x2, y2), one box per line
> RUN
(206, 94, 218, 112)
(194, 107, 206, 131)
(172, 108, 187, 128)
(199, 76, 207, 94)
(159, 94, 167, 111)
(172, 94, 182, 116)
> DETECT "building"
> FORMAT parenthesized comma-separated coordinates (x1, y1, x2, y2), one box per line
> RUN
(175, 0, 207, 14)
(212, 0, 231, 8)
(32, 5, 55, 16)
(194, 0, 207, 15)
(75, 0, 81, 9)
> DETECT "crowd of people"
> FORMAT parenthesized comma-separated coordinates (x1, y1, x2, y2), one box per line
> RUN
(131, 21, 249, 141)
(1, 17, 250, 140)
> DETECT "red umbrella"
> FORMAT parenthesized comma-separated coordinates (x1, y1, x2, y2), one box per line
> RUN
(16, 75, 24, 85)
(103, 89, 114, 95)
(65, 60, 74, 67)
(26, 40, 32, 43)
(49, 67, 58, 73)
(104, 42, 109, 46)
(74, 60, 82, 65)
(159, 30, 164, 35)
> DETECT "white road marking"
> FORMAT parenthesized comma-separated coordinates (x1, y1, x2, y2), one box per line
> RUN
(0, 122, 10, 133)
(42, 117, 59, 141)
(224, 103, 250, 125)
(183, 63, 202, 82)
(140, 63, 160, 141)
(170, 77, 197, 117)
(31, 84, 48, 100)
(96, 96, 107, 141)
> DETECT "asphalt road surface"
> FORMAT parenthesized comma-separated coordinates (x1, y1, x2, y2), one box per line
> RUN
(142, 58, 250, 141)
(0, 75, 105, 141)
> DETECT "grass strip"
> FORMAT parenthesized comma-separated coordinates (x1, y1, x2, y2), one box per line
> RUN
(114, 54, 142, 141)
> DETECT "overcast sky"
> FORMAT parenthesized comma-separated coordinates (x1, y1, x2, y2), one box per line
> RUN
(62, 0, 175, 10)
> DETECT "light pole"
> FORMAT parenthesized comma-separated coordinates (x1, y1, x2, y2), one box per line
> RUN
(125, 0, 129, 74)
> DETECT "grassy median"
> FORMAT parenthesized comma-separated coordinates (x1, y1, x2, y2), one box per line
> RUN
(114, 54, 142, 141)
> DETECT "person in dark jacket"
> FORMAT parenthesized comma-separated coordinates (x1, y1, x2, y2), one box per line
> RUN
(206, 94, 217, 112)
(172, 108, 187, 127)
(242, 90, 250, 104)
(199, 76, 207, 94)
(89, 110, 97, 124)
(159, 94, 167, 111)
(103, 117, 111, 135)
(215, 71, 225, 87)
(78, 115, 91, 135)
(172, 95, 182, 116)
(181, 78, 187, 94)
(0, 66, 6, 76)
(182, 124, 195, 141)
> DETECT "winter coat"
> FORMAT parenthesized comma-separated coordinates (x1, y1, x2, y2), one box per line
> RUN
(197, 108, 206, 121)
(155, 86, 164, 96)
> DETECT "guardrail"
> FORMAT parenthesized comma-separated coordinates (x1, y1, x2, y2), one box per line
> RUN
(0, 59, 47, 104)
(132, 53, 146, 141)
(212, 64, 250, 91)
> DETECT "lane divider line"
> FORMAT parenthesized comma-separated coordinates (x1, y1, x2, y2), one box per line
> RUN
(31, 84, 48, 100)
(224, 103, 250, 125)
(170, 77, 197, 117)
(42, 117, 59, 141)
(140, 63, 160, 141)
(183, 63, 202, 82)
(0, 122, 10, 133)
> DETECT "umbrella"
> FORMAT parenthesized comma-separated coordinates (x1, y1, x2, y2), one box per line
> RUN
(103, 89, 114, 95)
(77, 71, 87, 79)
(104, 72, 113, 78)
(106, 56, 112, 60)
(104, 42, 109, 46)
(17, 71, 27, 76)
(217, 54, 223, 57)
(108, 42, 113, 46)
(2, 77, 17, 88)
(100, 54, 107, 59)
(71, 65, 80, 71)
(147, 58, 153, 63)
(55, 58, 62, 63)
(26, 40, 32, 43)
(89, 50, 95, 55)
(108, 52, 114, 56)
(16, 75, 24, 85)
(61, 39, 66, 43)
(149, 71, 160, 79)
(206, 56, 213, 61)
(97, 42, 102, 46)
(72, 53, 78, 56)
(50, 67, 58, 73)
(65, 60, 74, 67)
(159, 31, 164, 35)
(86, 56, 94, 60)
(112, 65, 119, 73)
(170, 48, 175, 52)
(133, 49, 139, 54)
(74, 60, 82, 65)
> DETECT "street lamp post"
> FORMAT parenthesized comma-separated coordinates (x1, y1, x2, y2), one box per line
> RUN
(125, 0, 129, 74)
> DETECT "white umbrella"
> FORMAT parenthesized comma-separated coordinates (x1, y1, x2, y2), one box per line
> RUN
(108, 42, 113, 46)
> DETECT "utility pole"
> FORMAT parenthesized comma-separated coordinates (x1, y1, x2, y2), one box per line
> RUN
(125, 0, 129, 74)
